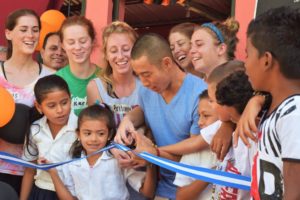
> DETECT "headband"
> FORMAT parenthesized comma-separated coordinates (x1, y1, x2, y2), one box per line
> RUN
(201, 23, 225, 44)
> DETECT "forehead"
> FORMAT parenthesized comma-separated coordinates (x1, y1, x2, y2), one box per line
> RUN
(15, 15, 39, 27)
(131, 55, 158, 74)
(63, 25, 89, 39)
(46, 35, 60, 46)
(191, 29, 214, 42)
(106, 33, 134, 47)
(207, 83, 217, 98)
(169, 32, 190, 42)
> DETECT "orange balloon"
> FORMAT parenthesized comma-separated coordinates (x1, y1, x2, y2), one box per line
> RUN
(0, 87, 15, 127)
(37, 10, 66, 51)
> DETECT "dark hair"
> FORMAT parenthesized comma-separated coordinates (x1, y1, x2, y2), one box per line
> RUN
(70, 104, 116, 158)
(199, 89, 208, 101)
(247, 6, 300, 79)
(25, 75, 70, 157)
(169, 22, 198, 40)
(42, 32, 60, 49)
(59, 16, 96, 42)
(34, 75, 70, 104)
(5, 9, 41, 59)
(207, 60, 245, 84)
(216, 71, 254, 114)
(131, 33, 174, 66)
(196, 18, 239, 60)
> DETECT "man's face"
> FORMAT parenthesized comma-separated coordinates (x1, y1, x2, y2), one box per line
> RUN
(131, 55, 170, 94)
(41, 34, 68, 70)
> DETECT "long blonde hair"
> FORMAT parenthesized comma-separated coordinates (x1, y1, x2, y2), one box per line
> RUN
(100, 21, 138, 85)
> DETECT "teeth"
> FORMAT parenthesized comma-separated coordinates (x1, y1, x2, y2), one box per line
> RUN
(24, 41, 34, 45)
(192, 57, 200, 61)
(178, 55, 186, 61)
(117, 61, 127, 65)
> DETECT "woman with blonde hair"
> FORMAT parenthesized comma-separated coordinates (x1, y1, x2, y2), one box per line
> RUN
(87, 21, 140, 126)
(87, 20, 147, 200)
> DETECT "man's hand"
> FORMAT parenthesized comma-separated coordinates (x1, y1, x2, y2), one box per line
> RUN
(114, 116, 136, 145)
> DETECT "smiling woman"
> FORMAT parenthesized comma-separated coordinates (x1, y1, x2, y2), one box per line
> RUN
(0, 9, 53, 194)
(56, 16, 100, 116)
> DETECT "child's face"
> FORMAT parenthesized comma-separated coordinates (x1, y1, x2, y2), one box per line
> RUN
(245, 38, 266, 91)
(208, 83, 232, 122)
(198, 98, 218, 129)
(78, 119, 110, 155)
(208, 83, 241, 123)
(35, 89, 71, 127)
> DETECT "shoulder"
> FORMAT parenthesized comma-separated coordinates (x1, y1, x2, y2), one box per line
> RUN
(40, 64, 55, 75)
(55, 65, 69, 76)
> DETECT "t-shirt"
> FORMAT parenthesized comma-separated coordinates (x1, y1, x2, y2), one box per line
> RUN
(93, 77, 141, 127)
(251, 95, 300, 200)
(138, 73, 207, 199)
(56, 65, 99, 116)
(173, 149, 217, 200)
(0, 64, 53, 176)
(58, 151, 145, 200)
(202, 120, 256, 200)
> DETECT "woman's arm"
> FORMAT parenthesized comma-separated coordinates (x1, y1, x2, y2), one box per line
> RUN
(20, 167, 36, 200)
(86, 79, 103, 105)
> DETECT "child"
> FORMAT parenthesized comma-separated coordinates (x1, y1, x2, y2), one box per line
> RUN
(245, 7, 300, 199)
(45, 104, 156, 200)
(20, 75, 77, 200)
(174, 90, 218, 200)
(206, 68, 257, 200)
(159, 60, 254, 199)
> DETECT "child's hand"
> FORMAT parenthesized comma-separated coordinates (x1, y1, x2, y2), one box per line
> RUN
(233, 95, 263, 148)
(37, 157, 50, 165)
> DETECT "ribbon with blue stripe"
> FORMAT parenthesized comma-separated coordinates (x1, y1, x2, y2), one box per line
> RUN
(0, 144, 115, 170)
(0, 143, 251, 190)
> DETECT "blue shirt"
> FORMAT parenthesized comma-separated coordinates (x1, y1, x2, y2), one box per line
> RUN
(138, 73, 207, 199)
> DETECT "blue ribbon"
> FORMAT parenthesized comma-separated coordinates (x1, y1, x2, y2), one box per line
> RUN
(0, 143, 251, 190)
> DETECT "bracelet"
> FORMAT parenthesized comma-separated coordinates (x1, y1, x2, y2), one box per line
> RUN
(153, 144, 160, 157)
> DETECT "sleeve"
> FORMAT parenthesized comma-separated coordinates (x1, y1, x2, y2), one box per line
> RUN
(278, 114, 300, 161)
(124, 168, 145, 192)
(137, 86, 145, 111)
(190, 97, 201, 135)
(57, 165, 76, 196)
(22, 126, 38, 161)
(201, 121, 222, 145)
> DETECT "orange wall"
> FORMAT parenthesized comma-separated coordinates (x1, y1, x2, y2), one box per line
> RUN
(235, 0, 256, 61)
(85, 0, 125, 67)
(85, 0, 113, 67)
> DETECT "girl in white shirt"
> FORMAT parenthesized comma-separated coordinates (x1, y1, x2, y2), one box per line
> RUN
(45, 104, 156, 200)
(20, 75, 77, 200)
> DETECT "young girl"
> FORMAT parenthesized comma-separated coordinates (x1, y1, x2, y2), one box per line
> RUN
(20, 75, 77, 200)
(45, 104, 156, 200)
(0, 9, 53, 193)
(56, 16, 100, 116)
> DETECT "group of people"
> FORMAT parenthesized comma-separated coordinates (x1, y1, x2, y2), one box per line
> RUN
(0, 5, 299, 200)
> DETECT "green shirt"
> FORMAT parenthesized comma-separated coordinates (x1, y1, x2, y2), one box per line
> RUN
(56, 65, 99, 116)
